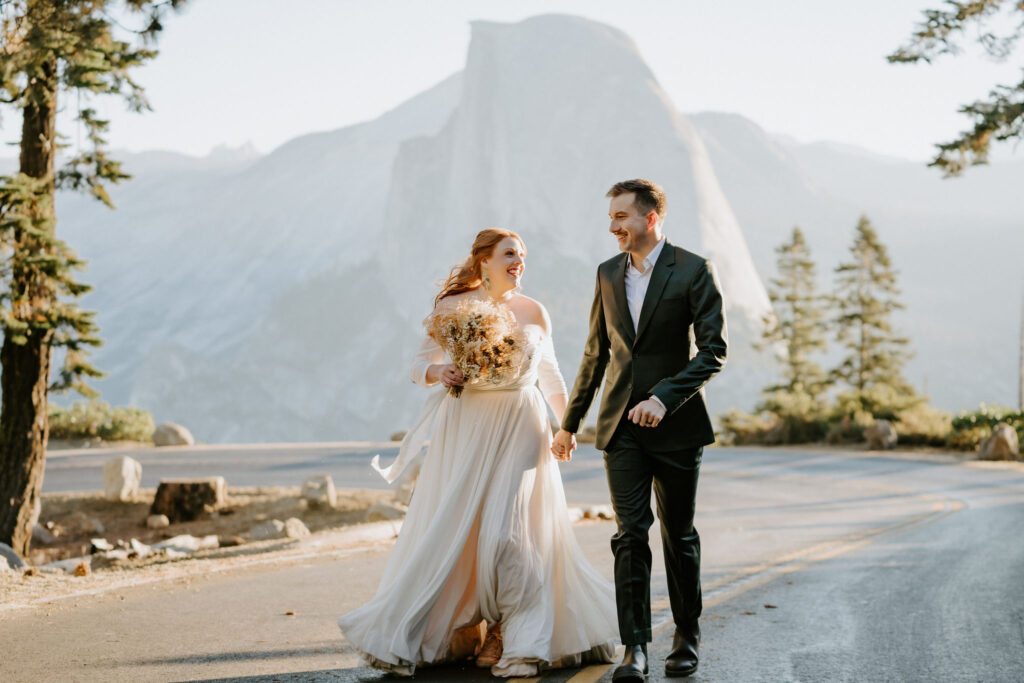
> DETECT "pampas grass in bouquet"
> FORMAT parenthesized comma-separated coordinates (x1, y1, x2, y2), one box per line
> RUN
(427, 298, 523, 397)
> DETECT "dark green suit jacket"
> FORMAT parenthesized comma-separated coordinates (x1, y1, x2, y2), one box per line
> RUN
(561, 240, 728, 451)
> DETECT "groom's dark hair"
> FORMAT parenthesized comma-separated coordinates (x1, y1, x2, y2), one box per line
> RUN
(606, 178, 667, 222)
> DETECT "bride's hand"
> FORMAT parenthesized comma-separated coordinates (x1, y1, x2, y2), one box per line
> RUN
(429, 363, 465, 388)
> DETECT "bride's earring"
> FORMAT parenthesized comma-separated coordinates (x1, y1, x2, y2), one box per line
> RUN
(483, 273, 491, 291)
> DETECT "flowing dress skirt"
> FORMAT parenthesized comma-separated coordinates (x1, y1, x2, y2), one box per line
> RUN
(337, 384, 617, 677)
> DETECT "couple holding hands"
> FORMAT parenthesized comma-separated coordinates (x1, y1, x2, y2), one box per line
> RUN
(338, 178, 728, 680)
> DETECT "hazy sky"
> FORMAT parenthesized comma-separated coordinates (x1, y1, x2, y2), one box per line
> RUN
(3, 0, 1021, 162)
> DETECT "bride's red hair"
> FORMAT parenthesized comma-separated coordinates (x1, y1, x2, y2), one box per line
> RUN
(435, 228, 525, 306)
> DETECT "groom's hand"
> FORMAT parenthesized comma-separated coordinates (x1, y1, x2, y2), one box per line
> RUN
(628, 398, 666, 428)
(552, 430, 576, 462)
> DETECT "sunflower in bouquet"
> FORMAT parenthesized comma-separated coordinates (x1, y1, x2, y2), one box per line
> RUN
(427, 298, 524, 397)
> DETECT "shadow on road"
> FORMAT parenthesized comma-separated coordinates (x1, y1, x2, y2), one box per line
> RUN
(185, 661, 589, 682)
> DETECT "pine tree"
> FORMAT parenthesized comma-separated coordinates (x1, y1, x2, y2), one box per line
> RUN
(0, 0, 186, 556)
(889, 1, 1024, 176)
(758, 226, 829, 404)
(831, 216, 916, 417)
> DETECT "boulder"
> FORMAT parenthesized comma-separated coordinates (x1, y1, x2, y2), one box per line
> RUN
(150, 477, 226, 522)
(153, 422, 195, 447)
(129, 538, 154, 559)
(146, 514, 170, 530)
(0, 542, 27, 571)
(250, 519, 286, 541)
(979, 423, 1020, 460)
(32, 523, 55, 545)
(42, 556, 91, 575)
(583, 504, 615, 520)
(301, 474, 336, 509)
(284, 517, 310, 539)
(865, 420, 898, 450)
(104, 455, 142, 501)
(152, 534, 218, 554)
(364, 501, 408, 523)
(89, 538, 113, 554)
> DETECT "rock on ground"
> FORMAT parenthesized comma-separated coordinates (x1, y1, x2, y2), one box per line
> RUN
(364, 501, 408, 523)
(104, 455, 142, 501)
(146, 514, 170, 529)
(866, 420, 898, 450)
(151, 477, 226, 523)
(250, 519, 286, 540)
(979, 424, 1020, 460)
(153, 422, 195, 447)
(0, 542, 27, 571)
(583, 504, 615, 520)
(301, 474, 336, 508)
(32, 524, 55, 545)
(284, 518, 310, 539)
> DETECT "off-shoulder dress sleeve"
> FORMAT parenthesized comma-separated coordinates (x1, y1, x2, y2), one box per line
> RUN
(410, 332, 446, 388)
(536, 334, 567, 402)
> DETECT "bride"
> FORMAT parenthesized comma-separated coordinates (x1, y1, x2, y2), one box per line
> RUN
(337, 228, 617, 677)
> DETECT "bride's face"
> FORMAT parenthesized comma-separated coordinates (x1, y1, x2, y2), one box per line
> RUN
(481, 237, 526, 292)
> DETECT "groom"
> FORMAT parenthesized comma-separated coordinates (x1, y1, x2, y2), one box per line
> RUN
(553, 179, 727, 680)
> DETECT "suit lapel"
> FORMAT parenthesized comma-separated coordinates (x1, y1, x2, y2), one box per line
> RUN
(609, 254, 635, 345)
(634, 241, 675, 345)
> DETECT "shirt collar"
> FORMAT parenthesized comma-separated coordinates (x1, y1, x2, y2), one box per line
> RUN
(631, 236, 667, 274)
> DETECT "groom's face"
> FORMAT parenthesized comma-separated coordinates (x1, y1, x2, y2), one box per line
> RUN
(608, 192, 652, 254)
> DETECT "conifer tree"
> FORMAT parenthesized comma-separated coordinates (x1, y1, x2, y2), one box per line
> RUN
(759, 226, 829, 405)
(831, 216, 916, 417)
(0, 0, 185, 556)
(889, 1, 1024, 176)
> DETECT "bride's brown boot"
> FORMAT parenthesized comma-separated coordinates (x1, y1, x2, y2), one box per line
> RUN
(475, 623, 503, 668)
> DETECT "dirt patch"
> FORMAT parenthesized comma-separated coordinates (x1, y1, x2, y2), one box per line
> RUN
(30, 486, 393, 566)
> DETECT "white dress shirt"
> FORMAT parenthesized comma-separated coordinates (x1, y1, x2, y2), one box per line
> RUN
(624, 236, 668, 411)
(624, 236, 666, 331)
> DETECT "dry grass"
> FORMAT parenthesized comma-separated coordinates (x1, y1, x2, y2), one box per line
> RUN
(31, 486, 393, 566)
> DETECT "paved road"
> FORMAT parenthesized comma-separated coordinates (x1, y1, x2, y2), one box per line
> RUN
(42, 443, 413, 494)
(5, 447, 1024, 681)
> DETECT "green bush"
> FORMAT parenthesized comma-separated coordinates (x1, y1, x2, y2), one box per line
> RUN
(948, 404, 1024, 451)
(894, 403, 953, 447)
(48, 401, 155, 442)
(718, 402, 828, 446)
(718, 409, 775, 446)
(825, 409, 875, 444)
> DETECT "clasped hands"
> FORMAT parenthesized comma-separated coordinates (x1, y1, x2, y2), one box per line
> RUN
(551, 397, 666, 462)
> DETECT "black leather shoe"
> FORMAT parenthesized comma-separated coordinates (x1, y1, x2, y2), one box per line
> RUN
(612, 644, 648, 681)
(664, 623, 700, 677)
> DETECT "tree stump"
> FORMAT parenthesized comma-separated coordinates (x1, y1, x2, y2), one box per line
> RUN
(150, 477, 226, 523)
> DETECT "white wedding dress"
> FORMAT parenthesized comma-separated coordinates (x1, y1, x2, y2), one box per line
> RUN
(337, 307, 617, 677)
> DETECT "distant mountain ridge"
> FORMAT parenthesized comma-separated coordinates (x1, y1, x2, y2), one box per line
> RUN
(3, 14, 1019, 441)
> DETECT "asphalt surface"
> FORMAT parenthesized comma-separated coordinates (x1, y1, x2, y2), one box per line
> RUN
(5, 446, 1024, 681)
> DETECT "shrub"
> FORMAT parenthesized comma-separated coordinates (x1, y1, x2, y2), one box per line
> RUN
(825, 410, 875, 444)
(949, 404, 1024, 451)
(894, 403, 953, 447)
(717, 409, 775, 446)
(48, 401, 155, 443)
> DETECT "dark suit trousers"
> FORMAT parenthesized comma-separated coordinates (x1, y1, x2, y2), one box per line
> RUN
(604, 417, 703, 645)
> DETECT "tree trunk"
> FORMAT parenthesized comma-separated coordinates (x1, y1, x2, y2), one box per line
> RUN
(0, 57, 57, 557)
